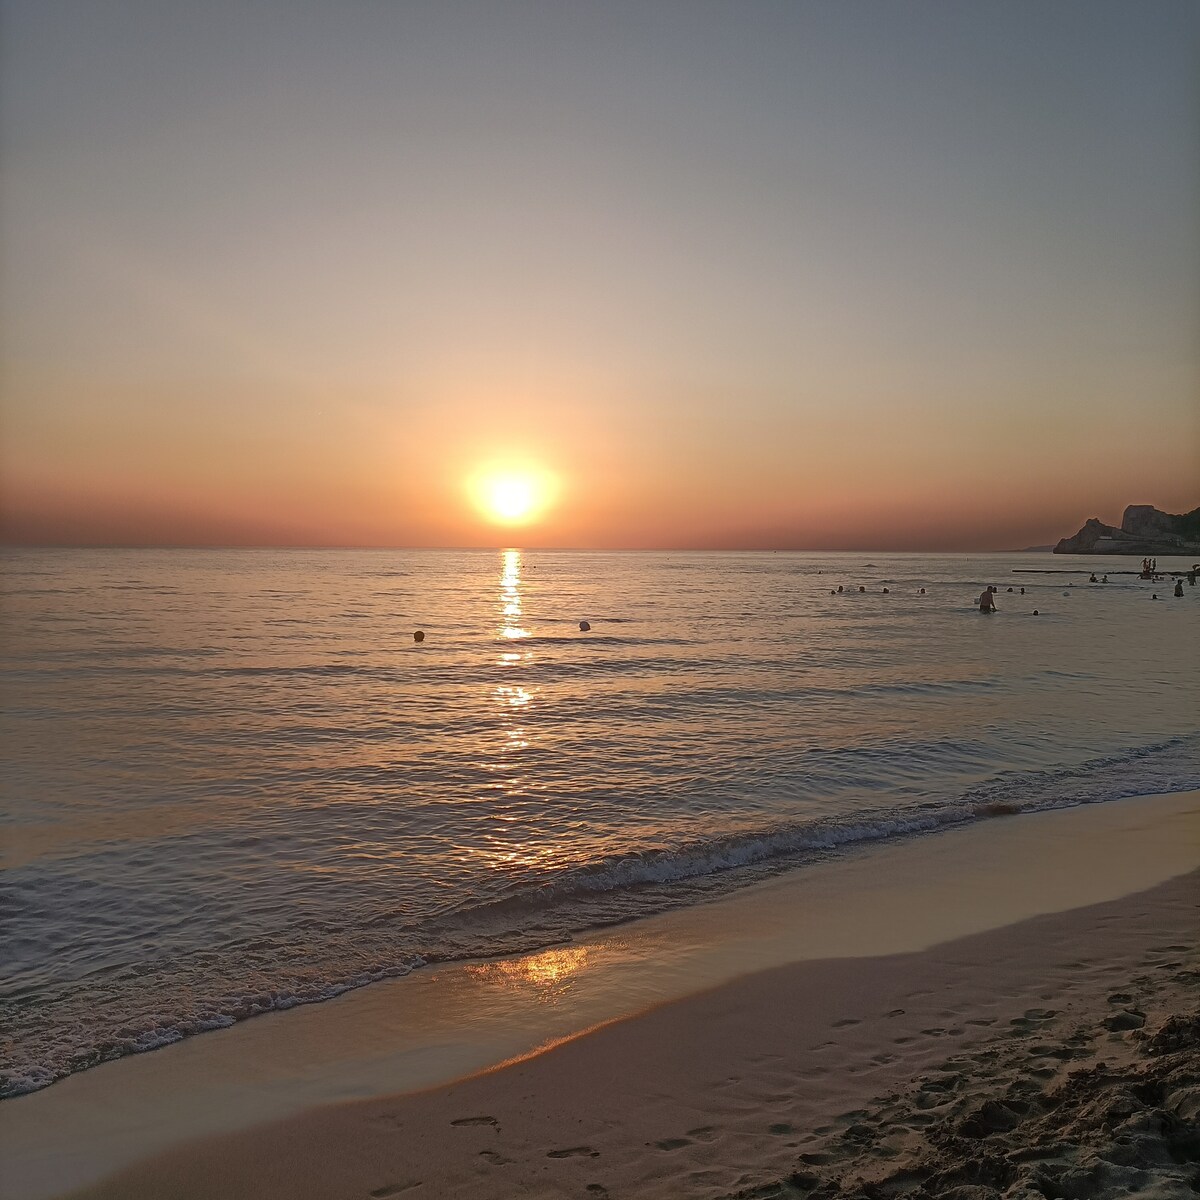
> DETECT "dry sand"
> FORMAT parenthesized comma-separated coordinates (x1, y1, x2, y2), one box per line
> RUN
(65, 867, 1199, 1200)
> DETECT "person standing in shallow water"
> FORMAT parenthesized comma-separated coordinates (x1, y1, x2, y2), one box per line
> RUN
(978, 587, 996, 613)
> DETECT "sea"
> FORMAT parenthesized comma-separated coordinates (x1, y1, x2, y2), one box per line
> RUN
(2, 547, 1197, 1101)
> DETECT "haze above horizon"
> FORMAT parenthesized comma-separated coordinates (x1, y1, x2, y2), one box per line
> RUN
(2, 1, 1197, 551)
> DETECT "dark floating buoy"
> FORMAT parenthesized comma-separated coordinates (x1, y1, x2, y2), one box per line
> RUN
(413, 630, 425, 643)
(578, 620, 591, 632)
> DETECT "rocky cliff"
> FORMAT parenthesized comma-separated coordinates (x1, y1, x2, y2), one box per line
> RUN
(1054, 504, 1200, 555)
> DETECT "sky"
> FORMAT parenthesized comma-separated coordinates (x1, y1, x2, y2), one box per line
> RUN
(1, 0, 1197, 550)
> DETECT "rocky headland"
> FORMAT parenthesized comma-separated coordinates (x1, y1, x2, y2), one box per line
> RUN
(1054, 504, 1200, 556)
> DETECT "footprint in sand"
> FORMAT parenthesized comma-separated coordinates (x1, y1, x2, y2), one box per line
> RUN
(884, 1008, 906, 1018)
(585, 1186, 609, 1198)
(1102, 1008, 1146, 1032)
(478, 1150, 514, 1166)
(369, 1185, 421, 1198)
(547, 1146, 600, 1159)
(768, 1122, 794, 1135)
(653, 1137, 692, 1152)
(832, 1018, 861, 1028)
(451, 1115, 498, 1129)
(1008, 1011, 1055, 1033)
(686, 1126, 719, 1142)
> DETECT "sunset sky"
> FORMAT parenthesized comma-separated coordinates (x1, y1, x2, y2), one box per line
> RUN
(2, 0, 1197, 550)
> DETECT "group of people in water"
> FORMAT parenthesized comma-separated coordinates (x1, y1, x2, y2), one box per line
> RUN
(913, 572, 1190, 614)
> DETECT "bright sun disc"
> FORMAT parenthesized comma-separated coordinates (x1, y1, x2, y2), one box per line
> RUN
(489, 476, 535, 521)
(468, 466, 558, 526)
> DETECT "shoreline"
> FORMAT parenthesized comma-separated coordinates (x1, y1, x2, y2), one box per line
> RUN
(2, 789, 1197, 1199)
(64, 867, 1200, 1200)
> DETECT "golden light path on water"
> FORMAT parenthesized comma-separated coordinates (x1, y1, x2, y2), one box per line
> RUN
(497, 548, 532, 755)
(470, 547, 566, 876)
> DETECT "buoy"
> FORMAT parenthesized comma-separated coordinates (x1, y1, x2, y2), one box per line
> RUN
(578, 620, 590, 632)
(413, 630, 425, 643)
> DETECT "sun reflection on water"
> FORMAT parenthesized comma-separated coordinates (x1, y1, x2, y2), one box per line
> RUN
(498, 549, 529, 641)
(495, 550, 533, 748)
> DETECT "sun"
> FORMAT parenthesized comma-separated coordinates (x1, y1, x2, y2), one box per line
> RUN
(468, 464, 558, 526)
(488, 476, 536, 521)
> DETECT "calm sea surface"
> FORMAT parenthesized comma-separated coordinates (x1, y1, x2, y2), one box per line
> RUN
(2, 548, 1197, 1098)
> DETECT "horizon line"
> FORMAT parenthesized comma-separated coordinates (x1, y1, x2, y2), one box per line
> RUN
(1, 542, 1060, 554)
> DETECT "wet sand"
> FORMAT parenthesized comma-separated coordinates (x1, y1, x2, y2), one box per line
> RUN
(58, 864, 1199, 1199)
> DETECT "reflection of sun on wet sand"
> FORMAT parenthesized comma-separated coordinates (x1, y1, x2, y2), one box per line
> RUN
(465, 945, 590, 995)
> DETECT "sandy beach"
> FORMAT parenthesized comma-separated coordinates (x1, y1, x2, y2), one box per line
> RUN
(37, 798, 1197, 1200)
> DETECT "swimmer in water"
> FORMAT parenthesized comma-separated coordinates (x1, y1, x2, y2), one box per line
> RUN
(978, 588, 996, 613)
